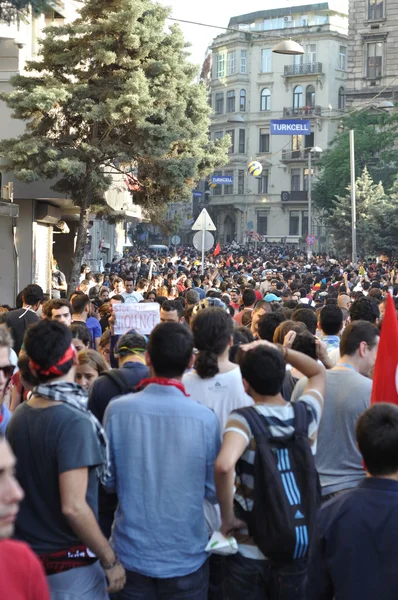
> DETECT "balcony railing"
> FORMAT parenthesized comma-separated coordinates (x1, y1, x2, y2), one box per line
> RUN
(283, 105, 322, 117)
(290, 191, 308, 202)
(284, 62, 323, 76)
(281, 149, 308, 162)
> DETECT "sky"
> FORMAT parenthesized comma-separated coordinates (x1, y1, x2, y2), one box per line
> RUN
(158, 0, 348, 66)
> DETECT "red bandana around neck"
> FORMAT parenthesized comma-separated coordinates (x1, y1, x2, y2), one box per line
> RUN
(135, 377, 190, 396)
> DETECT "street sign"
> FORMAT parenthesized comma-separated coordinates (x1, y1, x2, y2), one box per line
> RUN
(306, 235, 316, 245)
(170, 235, 181, 245)
(212, 176, 234, 185)
(191, 208, 216, 231)
(270, 119, 311, 135)
(192, 191, 203, 197)
(193, 231, 214, 252)
(0, 201, 18, 217)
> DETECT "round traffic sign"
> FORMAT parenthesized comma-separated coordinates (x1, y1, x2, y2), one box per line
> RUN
(306, 235, 316, 245)
(170, 235, 181, 245)
(193, 231, 214, 252)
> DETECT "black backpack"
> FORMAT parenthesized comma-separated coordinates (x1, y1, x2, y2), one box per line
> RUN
(102, 369, 132, 395)
(234, 402, 321, 563)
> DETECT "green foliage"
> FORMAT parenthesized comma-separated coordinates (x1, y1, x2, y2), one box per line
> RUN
(0, 0, 229, 288)
(314, 109, 398, 211)
(0, 0, 47, 21)
(366, 178, 398, 257)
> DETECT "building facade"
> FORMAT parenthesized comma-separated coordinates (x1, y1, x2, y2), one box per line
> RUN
(208, 2, 348, 247)
(345, 0, 398, 106)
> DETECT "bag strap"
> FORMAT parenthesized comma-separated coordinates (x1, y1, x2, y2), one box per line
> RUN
(102, 369, 131, 395)
(235, 406, 272, 440)
(292, 401, 309, 436)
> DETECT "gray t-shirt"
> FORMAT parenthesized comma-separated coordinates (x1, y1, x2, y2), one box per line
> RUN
(7, 402, 103, 554)
(291, 369, 371, 495)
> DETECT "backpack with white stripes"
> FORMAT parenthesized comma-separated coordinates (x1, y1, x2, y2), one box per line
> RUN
(235, 402, 321, 563)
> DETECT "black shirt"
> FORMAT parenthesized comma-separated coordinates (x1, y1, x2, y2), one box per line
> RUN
(5, 308, 39, 354)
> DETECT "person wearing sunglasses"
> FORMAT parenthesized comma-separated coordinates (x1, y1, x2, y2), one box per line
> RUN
(0, 328, 14, 435)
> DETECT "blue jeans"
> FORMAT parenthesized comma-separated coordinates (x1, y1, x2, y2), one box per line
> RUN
(115, 561, 209, 600)
(48, 562, 108, 600)
(223, 553, 306, 600)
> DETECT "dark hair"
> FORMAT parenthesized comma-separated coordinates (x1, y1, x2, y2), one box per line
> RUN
(110, 294, 125, 303)
(339, 320, 379, 357)
(257, 312, 286, 342)
(319, 305, 343, 336)
(357, 403, 398, 476)
(291, 331, 317, 360)
(272, 320, 306, 344)
(242, 288, 256, 307)
(349, 297, 380, 324)
(24, 320, 73, 383)
(191, 308, 233, 379)
(160, 300, 183, 319)
(291, 308, 318, 335)
(147, 323, 193, 378)
(239, 345, 286, 396)
(43, 299, 72, 319)
(23, 284, 43, 306)
(115, 332, 147, 357)
(230, 327, 254, 363)
(69, 322, 92, 347)
(71, 294, 90, 315)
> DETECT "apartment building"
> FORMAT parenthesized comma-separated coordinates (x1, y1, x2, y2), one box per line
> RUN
(345, 0, 398, 105)
(208, 2, 348, 246)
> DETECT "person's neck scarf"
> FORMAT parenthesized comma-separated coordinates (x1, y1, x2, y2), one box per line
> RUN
(33, 381, 110, 485)
(135, 377, 189, 396)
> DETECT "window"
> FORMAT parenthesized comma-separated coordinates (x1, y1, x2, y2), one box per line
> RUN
(305, 132, 314, 150)
(260, 88, 271, 111)
(292, 135, 303, 156)
(300, 15, 309, 26)
(264, 17, 285, 30)
(291, 168, 301, 191)
(294, 53, 304, 66)
(257, 211, 268, 235)
(224, 170, 234, 195)
(367, 42, 383, 79)
(215, 54, 225, 78)
(368, 0, 384, 19)
(339, 46, 347, 70)
(213, 171, 222, 195)
(226, 90, 236, 113)
(303, 167, 309, 191)
(258, 171, 269, 194)
(240, 50, 247, 74)
(227, 51, 236, 75)
(338, 86, 345, 109)
(306, 44, 316, 64)
(226, 129, 235, 154)
(214, 130, 223, 140)
(261, 48, 272, 72)
(259, 129, 270, 153)
(306, 85, 315, 108)
(238, 129, 245, 153)
(238, 170, 245, 194)
(289, 211, 300, 236)
(293, 85, 303, 109)
(240, 89, 246, 112)
(302, 211, 308, 237)
(215, 92, 224, 114)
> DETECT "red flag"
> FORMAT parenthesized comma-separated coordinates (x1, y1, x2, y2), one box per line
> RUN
(371, 293, 398, 405)
(213, 242, 221, 257)
(226, 253, 233, 267)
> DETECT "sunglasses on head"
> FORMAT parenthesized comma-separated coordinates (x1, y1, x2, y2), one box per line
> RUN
(0, 364, 14, 379)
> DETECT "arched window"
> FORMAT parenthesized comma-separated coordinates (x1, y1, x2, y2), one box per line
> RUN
(260, 88, 271, 111)
(293, 85, 303, 110)
(240, 89, 246, 112)
(338, 86, 345, 110)
(306, 85, 315, 108)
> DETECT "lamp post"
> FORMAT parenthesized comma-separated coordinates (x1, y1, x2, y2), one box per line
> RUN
(307, 146, 323, 261)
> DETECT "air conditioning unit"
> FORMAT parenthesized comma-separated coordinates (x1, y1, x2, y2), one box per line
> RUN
(284, 16, 293, 22)
(281, 191, 290, 202)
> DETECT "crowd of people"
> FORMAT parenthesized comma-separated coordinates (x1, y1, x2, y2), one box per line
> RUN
(0, 244, 397, 599)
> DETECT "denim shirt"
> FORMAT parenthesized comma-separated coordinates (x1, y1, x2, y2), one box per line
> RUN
(103, 383, 220, 578)
(321, 335, 340, 352)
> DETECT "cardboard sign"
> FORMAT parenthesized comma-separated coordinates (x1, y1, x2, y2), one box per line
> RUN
(113, 302, 160, 336)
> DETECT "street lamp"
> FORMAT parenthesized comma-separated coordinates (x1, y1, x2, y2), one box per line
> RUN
(272, 39, 305, 55)
(307, 146, 323, 260)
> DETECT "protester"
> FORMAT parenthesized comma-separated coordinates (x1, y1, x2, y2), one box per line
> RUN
(43, 298, 72, 327)
(159, 299, 184, 323)
(0, 328, 14, 433)
(70, 322, 92, 352)
(75, 349, 109, 392)
(51, 258, 67, 299)
(5, 284, 43, 354)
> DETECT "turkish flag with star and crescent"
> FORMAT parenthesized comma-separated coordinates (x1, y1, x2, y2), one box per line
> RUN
(371, 293, 398, 405)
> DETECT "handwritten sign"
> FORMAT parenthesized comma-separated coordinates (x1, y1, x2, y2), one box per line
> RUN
(113, 302, 160, 336)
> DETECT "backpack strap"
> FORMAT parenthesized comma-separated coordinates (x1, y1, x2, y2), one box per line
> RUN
(292, 401, 309, 436)
(235, 406, 272, 440)
(102, 369, 131, 395)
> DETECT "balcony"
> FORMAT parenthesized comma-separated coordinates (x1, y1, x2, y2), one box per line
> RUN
(290, 191, 308, 202)
(281, 149, 308, 162)
(284, 62, 323, 77)
(283, 105, 322, 117)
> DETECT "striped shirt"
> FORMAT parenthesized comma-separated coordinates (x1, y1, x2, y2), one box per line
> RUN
(225, 392, 323, 560)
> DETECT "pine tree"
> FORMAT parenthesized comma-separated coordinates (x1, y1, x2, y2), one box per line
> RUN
(0, 0, 229, 291)
(0, 0, 46, 21)
(366, 177, 398, 258)
(327, 167, 386, 258)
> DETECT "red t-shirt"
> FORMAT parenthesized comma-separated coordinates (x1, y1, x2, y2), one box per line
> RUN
(0, 540, 50, 599)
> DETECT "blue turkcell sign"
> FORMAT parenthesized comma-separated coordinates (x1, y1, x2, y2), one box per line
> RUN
(270, 119, 311, 135)
(192, 191, 203, 197)
(212, 176, 234, 185)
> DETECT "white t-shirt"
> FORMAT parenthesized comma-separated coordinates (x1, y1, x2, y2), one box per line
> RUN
(183, 367, 253, 434)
